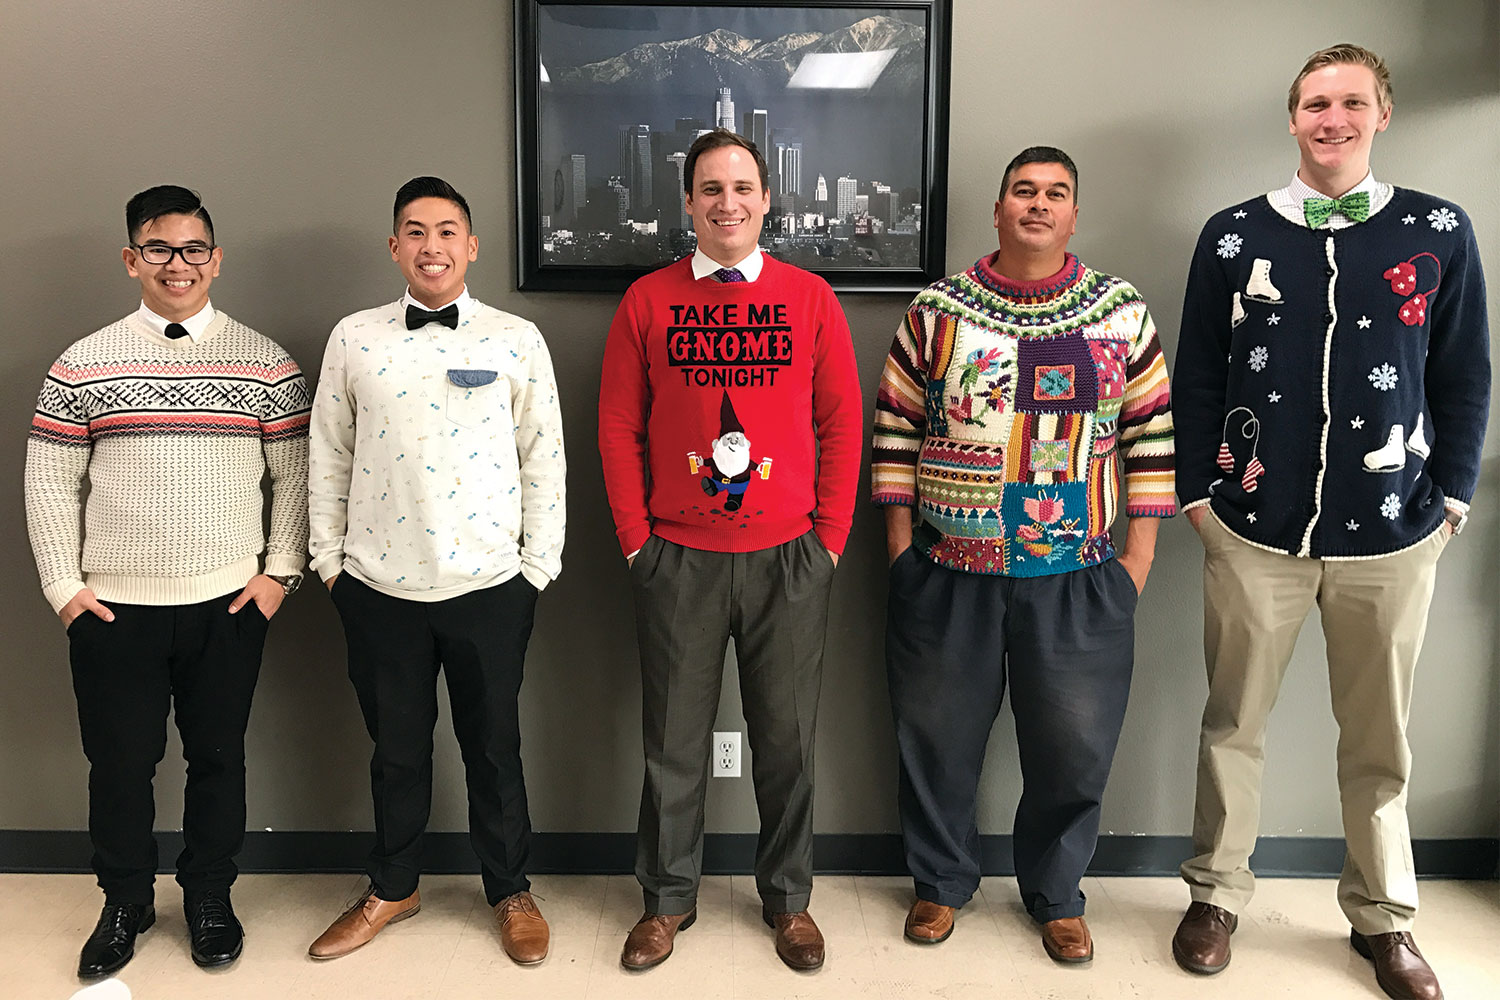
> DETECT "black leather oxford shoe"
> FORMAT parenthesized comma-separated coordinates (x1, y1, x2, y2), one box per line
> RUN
(78, 902, 155, 979)
(186, 892, 243, 968)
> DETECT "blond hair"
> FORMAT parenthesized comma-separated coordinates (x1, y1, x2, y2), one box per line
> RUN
(1288, 43, 1393, 115)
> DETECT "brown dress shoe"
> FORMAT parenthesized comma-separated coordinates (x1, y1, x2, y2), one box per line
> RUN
(1351, 930, 1444, 1000)
(904, 899, 955, 944)
(621, 910, 696, 971)
(495, 891, 549, 965)
(307, 886, 420, 959)
(1041, 916, 1093, 963)
(764, 908, 824, 971)
(1173, 901, 1238, 975)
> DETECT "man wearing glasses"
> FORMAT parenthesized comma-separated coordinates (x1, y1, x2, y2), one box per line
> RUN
(24, 185, 310, 980)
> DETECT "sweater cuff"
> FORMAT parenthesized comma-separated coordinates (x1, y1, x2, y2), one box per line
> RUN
(813, 520, 849, 557)
(264, 553, 307, 578)
(1180, 497, 1212, 512)
(42, 578, 87, 615)
(520, 561, 552, 592)
(871, 490, 918, 507)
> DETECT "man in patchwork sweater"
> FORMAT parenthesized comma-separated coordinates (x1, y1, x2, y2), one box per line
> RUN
(24, 185, 310, 979)
(872, 147, 1175, 964)
(1170, 45, 1489, 1000)
(307, 176, 565, 965)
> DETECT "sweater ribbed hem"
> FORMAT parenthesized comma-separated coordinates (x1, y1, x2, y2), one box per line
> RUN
(86, 555, 258, 606)
(265, 553, 306, 578)
(654, 515, 814, 554)
(345, 561, 523, 603)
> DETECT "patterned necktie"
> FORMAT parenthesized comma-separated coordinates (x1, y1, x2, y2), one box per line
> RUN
(713, 267, 746, 283)
(164, 323, 189, 339)
(1302, 190, 1371, 228)
(405, 303, 460, 330)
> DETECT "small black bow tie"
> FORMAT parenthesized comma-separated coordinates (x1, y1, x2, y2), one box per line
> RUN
(405, 303, 459, 330)
(165, 323, 189, 339)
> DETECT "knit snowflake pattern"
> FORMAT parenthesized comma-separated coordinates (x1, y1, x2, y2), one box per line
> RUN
(1248, 346, 1268, 372)
(1368, 363, 1398, 391)
(1380, 493, 1401, 520)
(1217, 233, 1243, 259)
(1427, 207, 1459, 232)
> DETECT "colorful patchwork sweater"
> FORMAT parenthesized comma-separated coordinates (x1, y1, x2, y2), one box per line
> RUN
(25, 311, 310, 611)
(872, 252, 1176, 577)
(1174, 188, 1490, 558)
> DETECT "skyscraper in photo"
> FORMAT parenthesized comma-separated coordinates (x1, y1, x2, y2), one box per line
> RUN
(619, 125, 653, 217)
(837, 175, 858, 219)
(774, 129, 803, 197)
(715, 87, 735, 131)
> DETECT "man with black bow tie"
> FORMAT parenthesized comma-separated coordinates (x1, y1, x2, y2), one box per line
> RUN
(25, 184, 310, 979)
(307, 176, 566, 964)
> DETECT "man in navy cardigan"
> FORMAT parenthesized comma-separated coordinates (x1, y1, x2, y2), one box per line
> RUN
(1170, 43, 1488, 1000)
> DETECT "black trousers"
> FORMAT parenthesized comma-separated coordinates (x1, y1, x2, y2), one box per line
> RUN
(68, 593, 267, 905)
(630, 531, 835, 915)
(885, 549, 1137, 922)
(331, 573, 538, 907)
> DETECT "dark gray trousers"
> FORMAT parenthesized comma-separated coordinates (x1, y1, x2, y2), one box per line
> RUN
(885, 548, 1138, 922)
(631, 531, 835, 915)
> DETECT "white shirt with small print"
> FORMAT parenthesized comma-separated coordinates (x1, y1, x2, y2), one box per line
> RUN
(309, 290, 566, 600)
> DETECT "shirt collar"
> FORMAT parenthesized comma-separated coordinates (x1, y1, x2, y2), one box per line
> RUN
(137, 300, 215, 343)
(402, 286, 475, 318)
(691, 246, 764, 282)
(1281, 169, 1381, 228)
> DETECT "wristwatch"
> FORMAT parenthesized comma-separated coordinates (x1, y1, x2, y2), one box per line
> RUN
(1442, 508, 1467, 536)
(268, 574, 303, 595)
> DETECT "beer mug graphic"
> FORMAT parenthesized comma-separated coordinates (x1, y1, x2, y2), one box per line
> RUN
(757, 457, 773, 480)
(687, 451, 702, 474)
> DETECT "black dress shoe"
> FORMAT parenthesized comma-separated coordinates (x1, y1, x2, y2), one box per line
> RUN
(186, 893, 244, 968)
(78, 902, 155, 979)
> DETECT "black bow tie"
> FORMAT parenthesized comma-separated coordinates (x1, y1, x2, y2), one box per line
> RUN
(405, 303, 459, 330)
(165, 322, 190, 339)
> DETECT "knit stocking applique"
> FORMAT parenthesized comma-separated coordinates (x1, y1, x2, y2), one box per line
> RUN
(1382, 252, 1441, 327)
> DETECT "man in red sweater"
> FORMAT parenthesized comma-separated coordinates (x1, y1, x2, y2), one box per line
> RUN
(599, 129, 862, 972)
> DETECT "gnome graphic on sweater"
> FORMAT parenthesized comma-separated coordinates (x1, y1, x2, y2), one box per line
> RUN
(694, 391, 768, 512)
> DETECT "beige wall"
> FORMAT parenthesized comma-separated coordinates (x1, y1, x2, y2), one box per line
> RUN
(0, 1, 1495, 843)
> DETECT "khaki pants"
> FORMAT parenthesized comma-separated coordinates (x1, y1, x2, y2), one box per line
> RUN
(1180, 512, 1448, 934)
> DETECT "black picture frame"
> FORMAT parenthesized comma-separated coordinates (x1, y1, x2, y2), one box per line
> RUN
(515, 0, 951, 293)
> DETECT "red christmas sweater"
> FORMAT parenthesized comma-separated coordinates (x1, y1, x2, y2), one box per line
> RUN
(599, 255, 863, 557)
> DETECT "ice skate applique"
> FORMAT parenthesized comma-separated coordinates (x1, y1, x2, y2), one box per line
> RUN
(1218, 406, 1266, 493)
(1243, 258, 1283, 304)
(1231, 291, 1247, 328)
(1382, 252, 1440, 327)
(1406, 413, 1431, 459)
(1363, 424, 1407, 473)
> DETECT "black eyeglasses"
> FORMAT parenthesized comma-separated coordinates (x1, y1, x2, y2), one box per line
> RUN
(131, 243, 216, 265)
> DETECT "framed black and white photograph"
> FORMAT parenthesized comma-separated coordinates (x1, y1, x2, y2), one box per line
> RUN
(515, 0, 952, 292)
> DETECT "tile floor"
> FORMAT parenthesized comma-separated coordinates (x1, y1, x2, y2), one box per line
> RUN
(2, 873, 1495, 999)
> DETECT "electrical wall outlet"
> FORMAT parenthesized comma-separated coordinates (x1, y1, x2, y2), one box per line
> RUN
(712, 731, 741, 778)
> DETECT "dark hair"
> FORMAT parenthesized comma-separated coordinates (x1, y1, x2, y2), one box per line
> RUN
(393, 176, 473, 233)
(126, 185, 214, 244)
(998, 146, 1079, 203)
(683, 129, 769, 194)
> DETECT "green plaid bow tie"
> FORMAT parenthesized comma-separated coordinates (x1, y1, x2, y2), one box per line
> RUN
(1303, 190, 1370, 228)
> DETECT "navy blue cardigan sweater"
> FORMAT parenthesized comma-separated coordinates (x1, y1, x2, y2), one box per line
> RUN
(1174, 187, 1489, 557)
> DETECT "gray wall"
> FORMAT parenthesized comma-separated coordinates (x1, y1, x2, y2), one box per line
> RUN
(1, 1, 1496, 844)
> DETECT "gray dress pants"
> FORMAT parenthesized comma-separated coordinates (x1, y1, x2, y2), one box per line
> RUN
(630, 530, 835, 915)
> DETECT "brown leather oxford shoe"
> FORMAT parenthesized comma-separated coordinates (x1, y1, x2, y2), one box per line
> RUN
(764, 908, 825, 971)
(1173, 901, 1238, 975)
(1351, 930, 1444, 1000)
(620, 909, 696, 971)
(1041, 915, 1093, 963)
(495, 891, 549, 965)
(904, 899, 955, 944)
(307, 886, 420, 960)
